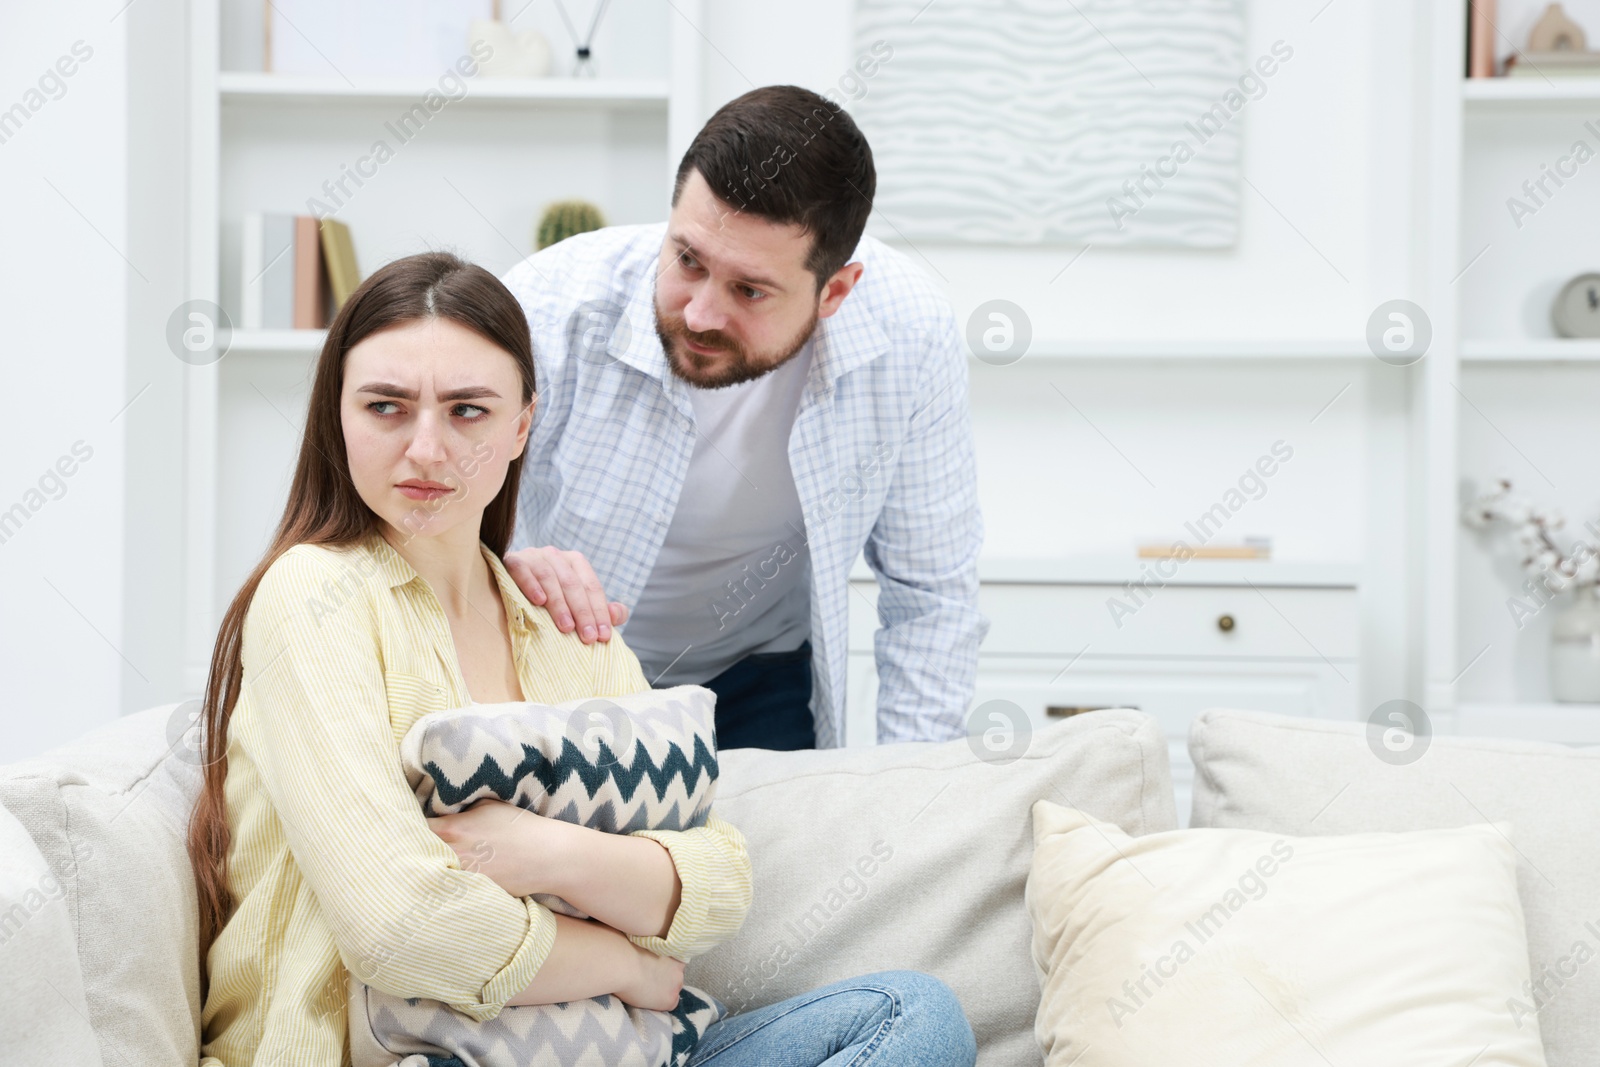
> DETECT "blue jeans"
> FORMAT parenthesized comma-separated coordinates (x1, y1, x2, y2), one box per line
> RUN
(686, 971, 977, 1067)
(696, 640, 815, 751)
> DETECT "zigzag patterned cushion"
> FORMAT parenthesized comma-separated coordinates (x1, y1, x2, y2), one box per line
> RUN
(347, 685, 726, 1067)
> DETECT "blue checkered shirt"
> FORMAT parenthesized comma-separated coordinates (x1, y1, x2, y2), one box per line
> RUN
(502, 223, 987, 746)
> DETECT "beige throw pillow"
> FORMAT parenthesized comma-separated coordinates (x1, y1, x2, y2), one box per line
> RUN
(1188, 706, 1600, 1066)
(1025, 801, 1548, 1067)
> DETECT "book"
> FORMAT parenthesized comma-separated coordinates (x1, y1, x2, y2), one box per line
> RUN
(1469, 0, 1496, 77)
(240, 212, 262, 329)
(292, 215, 326, 329)
(318, 218, 361, 313)
(240, 211, 296, 329)
(1507, 51, 1600, 76)
(1137, 538, 1272, 561)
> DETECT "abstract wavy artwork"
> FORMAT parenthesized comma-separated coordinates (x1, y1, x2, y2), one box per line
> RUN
(851, 0, 1247, 247)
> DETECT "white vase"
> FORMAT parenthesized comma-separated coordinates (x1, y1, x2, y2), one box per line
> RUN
(467, 20, 553, 78)
(1550, 584, 1600, 703)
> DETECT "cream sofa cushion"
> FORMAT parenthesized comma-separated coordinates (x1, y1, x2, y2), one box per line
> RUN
(0, 703, 204, 1067)
(1027, 801, 1547, 1067)
(685, 709, 1177, 1067)
(0, 802, 103, 1065)
(1190, 708, 1600, 1067)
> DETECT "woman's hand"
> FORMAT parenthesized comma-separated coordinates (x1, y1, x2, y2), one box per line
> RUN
(427, 798, 574, 898)
(616, 944, 686, 1012)
(428, 798, 682, 939)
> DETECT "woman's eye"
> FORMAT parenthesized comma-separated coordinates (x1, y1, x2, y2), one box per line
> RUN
(453, 403, 488, 420)
(368, 400, 400, 416)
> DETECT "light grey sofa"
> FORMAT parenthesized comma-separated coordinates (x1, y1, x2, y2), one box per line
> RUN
(4, 702, 1597, 1066)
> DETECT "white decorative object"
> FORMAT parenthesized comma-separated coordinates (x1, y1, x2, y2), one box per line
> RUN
(467, 19, 552, 77)
(1461, 478, 1600, 596)
(553, 0, 615, 77)
(1463, 478, 1600, 702)
(1552, 272, 1600, 338)
(852, 0, 1247, 247)
(268, 0, 493, 77)
(1552, 585, 1600, 702)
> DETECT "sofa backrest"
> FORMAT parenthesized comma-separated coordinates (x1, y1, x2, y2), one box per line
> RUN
(0, 703, 204, 1067)
(688, 708, 1178, 1067)
(1189, 707, 1600, 1067)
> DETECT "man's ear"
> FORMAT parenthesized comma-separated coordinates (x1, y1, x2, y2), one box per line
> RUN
(817, 262, 865, 320)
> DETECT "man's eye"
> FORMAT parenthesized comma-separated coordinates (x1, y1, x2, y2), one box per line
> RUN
(679, 251, 701, 271)
(739, 285, 766, 301)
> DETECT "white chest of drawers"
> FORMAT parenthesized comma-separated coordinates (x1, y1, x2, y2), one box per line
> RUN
(844, 558, 1361, 824)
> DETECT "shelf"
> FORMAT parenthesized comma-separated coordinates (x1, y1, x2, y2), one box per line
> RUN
(989, 339, 1374, 362)
(1461, 339, 1600, 362)
(218, 72, 671, 108)
(1462, 77, 1600, 104)
(226, 329, 326, 353)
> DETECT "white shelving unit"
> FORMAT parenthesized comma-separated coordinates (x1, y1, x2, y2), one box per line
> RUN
(227, 329, 325, 353)
(1441, 2, 1600, 740)
(218, 72, 671, 107)
(179, 0, 704, 692)
(1462, 76, 1600, 103)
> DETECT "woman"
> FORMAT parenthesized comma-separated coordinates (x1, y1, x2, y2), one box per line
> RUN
(187, 251, 976, 1067)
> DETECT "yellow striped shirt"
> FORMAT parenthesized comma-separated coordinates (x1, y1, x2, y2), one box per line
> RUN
(198, 531, 753, 1067)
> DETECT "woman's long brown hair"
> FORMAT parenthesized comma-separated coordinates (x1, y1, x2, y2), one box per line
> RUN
(186, 251, 537, 1001)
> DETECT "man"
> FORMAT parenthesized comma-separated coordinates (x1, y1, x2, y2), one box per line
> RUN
(500, 84, 987, 750)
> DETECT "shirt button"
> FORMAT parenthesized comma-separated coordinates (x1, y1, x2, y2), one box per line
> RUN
(655, 511, 670, 525)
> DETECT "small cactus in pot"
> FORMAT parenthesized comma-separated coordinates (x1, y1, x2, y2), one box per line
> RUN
(536, 200, 606, 250)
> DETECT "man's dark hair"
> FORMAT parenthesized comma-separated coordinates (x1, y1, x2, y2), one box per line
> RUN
(673, 85, 875, 290)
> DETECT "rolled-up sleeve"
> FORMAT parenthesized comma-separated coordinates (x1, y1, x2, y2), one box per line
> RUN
(236, 547, 557, 1022)
(585, 630, 754, 959)
(627, 812, 753, 961)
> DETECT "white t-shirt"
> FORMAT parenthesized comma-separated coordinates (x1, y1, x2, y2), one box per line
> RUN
(622, 339, 814, 686)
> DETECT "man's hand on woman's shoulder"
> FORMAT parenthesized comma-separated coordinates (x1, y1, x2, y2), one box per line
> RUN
(504, 545, 629, 644)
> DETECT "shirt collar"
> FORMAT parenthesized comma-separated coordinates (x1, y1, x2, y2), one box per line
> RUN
(363, 530, 539, 635)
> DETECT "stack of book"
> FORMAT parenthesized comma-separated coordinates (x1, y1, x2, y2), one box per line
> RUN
(1507, 51, 1600, 77)
(1136, 537, 1272, 561)
(240, 214, 361, 330)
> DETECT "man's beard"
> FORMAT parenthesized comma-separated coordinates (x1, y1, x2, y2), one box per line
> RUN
(655, 305, 818, 390)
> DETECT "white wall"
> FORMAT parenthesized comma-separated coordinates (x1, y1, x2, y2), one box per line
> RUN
(0, 3, 131, 759)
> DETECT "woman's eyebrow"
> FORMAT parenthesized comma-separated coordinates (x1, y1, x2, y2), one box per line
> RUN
(356, 382, 502, 401)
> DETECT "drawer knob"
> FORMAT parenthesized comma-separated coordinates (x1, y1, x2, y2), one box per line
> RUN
(1217, 614, 1236, 633)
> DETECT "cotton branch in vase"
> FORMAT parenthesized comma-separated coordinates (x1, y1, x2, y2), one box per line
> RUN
(1462, 478, 1600, 626)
